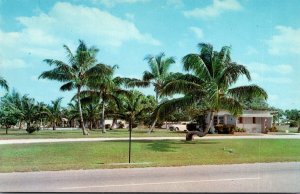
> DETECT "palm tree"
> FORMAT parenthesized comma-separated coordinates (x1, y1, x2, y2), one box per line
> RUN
(46, 97, 63, 130)
(113, 90, 154, 163)
(156, 43, 268, 140)
(0, 76, 9, 91)
(126, 53, 175, 132)
(81, 65, 129, 133)
(39, 40, 112, 135)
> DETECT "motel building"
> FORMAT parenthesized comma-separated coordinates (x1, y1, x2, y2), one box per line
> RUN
(209, 110, 273, 133)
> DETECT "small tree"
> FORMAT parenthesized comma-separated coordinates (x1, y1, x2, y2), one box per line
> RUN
(0, 107, 19, 134)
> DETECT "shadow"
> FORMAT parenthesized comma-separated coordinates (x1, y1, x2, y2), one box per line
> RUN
(176, 140, 220, 145)
(146, 140, 178, 152)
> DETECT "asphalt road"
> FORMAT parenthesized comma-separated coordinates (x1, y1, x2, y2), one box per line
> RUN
(0, 162, 299, 192)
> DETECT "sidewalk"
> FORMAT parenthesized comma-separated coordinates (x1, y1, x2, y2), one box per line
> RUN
(0, 134, 300, 145)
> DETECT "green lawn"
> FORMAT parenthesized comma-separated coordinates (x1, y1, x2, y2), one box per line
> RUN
(0, 139, 299, 172)
(0, 128, 187, 139)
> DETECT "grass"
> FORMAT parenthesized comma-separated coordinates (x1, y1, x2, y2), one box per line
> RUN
(0, 139, 300, 172)
(0, 128, 187, 139)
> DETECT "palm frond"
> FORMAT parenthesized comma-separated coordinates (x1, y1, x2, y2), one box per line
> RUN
(0, 76, 9, 91)
(218, 63, 251, 86)
(182, 54, 211, 79)
(142, 71, 155, 82)
(60, 82, 75, 91)
(228, 85, 268, 101)
(153, 95, 200, 120)
(160, 79, 203, 97)
(39, 68, 72, 82)
(219, 97, 243, 116)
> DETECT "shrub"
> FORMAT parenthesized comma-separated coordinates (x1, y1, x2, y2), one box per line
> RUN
(233, 127, 246, 133)
(132, 123, 138, 128)
(268, 126, 278, 132)
(105, 124, 111, 129)
(26, 125, 41, 134)
(289, 121, 298, 128)
(118, 121, 125, 129)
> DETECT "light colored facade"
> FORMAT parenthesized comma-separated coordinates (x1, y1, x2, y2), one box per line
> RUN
(208, 110, 273, 133)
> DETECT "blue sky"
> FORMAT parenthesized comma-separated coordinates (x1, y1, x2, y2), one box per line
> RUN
(0, 0, 299, 110)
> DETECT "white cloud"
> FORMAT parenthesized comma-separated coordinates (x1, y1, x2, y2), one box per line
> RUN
(0, 2, 160, 69)
(166, 0, 184, 8)
(125, 13, 135, 21)
(0, 58, 26, 69)
(274, 64, 293, 74)
(189, 26, 204, 39)
(183, 0, 242, 19)
(17, 2, 160, 47)
(94, 0, 148, 7)
(246, 62, 293, 75)
(268, 25, 300, 55)
(245, 46, 258, 55)
(243, 62, 293, 84)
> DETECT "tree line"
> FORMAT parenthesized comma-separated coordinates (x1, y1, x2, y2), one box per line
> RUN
(1, 40, 297, 139)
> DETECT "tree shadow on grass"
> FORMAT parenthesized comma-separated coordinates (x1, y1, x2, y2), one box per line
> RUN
(134, 140, 178, 152)
(176, 140, 220, 145)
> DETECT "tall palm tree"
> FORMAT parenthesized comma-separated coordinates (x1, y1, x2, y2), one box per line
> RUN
(0, 76, 9, 91)
(81, 65, 129, 133)
(39, 40, 112, 135)
(126, 53, 175, 132)
(156, 43, 268, 140)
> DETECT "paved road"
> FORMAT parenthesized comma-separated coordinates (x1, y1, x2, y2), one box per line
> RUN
(0, 162, 299, 192)
(0, 134, 300, 145)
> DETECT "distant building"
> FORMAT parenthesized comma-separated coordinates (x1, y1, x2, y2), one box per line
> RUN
(208, 110, 273, 133)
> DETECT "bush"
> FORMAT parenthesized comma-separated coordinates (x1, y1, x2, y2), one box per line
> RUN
(105, 124, 111, 129)
(118, 121, 125, 129)
(289, 121, 298, 128)
(132, 123, 138, 128)
(26, 125, 41, 134)
(233, 127, 246, 133)
(268, 126, 278, 132)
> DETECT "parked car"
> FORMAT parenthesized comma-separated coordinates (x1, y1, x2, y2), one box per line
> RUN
(168, 122, 189, 132)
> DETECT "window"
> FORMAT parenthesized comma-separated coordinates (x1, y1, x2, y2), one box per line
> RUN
(219, 116, 224, 124)
(253, 117, 256, 124)
(238, 117, 243, 123)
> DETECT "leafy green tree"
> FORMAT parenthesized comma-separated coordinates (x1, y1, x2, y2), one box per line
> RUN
(156, 43, 268, 140)
(284, 109, 300, 131)
(0, 98, 20, 134)
(39, 40, 112, 135)
(113, 90, 154, 163)
(81, 65, 128, 133)
(0, 76, 9, 91)
(242, 96, 269, 110)
(125, 53, 175, 132)
(46, 97, 63, 130)
(82, 102, 100, 130)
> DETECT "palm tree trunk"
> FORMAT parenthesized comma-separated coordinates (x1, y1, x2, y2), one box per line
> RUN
(101, 102, 106, 133)
(128, 117, 133, 163)
(148, 91, 159, 133)
(52, 122, 56, 130)
(186, 111, 214, 141)
(148, 118, 158, 133)
(5, 127, 8, 135)
(18, 121, 23, 129)
(77, 87, 88, 135)
(111, 118, 117, 130)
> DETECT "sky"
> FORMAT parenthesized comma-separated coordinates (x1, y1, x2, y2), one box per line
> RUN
(0, 0, 299, 110)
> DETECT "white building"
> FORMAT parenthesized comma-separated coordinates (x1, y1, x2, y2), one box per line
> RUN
(208, 110, 273, 133)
